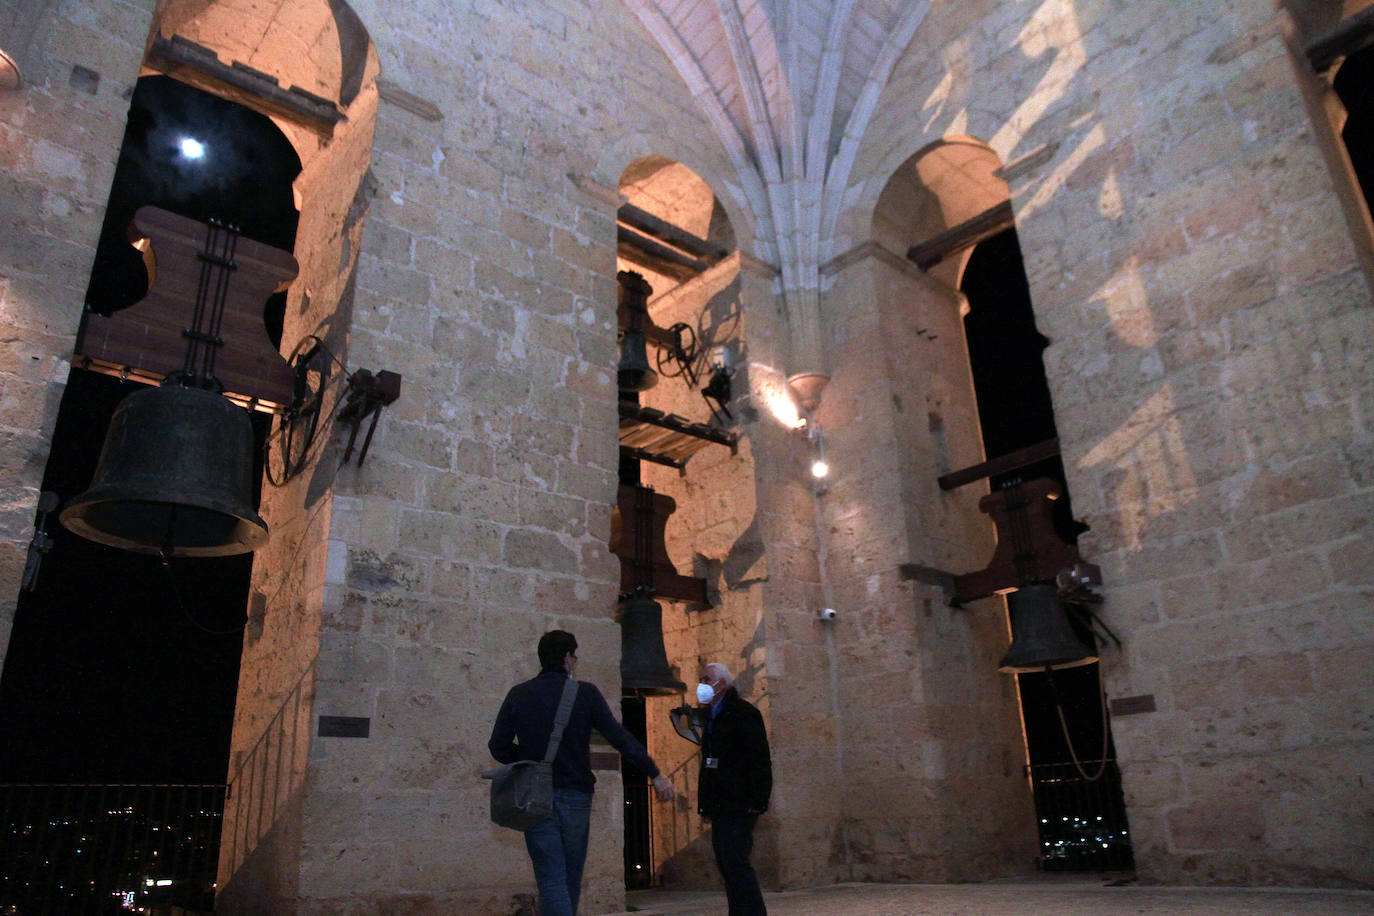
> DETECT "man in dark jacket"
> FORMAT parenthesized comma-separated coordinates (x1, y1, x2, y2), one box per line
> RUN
(696, 661, 771, 916)
(490, 630, 674, 916)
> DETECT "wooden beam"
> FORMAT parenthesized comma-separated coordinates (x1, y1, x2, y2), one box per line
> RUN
(1307, 6, 1374, 72)
(937, 437, 1061, 491)
(617, 202, 729, 261)
(617, 226, 710, 280)
(906, 200, 1014, 270)
(147, 34, 344, 137)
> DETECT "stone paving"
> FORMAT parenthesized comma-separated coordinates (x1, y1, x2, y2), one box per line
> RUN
(606, 877, 1374, 915)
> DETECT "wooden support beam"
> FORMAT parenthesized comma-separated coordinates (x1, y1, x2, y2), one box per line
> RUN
(1307, 6, 1374, 72)
(906, 200, 1014, 270)
(617, 202, 729, 261)
(616, 226, 710, 280)
(147, 35, 344, 137)
(937, 437, 1061, 491)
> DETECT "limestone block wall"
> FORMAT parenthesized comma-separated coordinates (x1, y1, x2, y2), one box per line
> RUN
(842, 0, 1374, 888)
(216, 0, 753, 912)
(215, 27, 381, 912)
(815, 246, 1034, 881)
(1027, 7, 1374, 886)
(0, 0, 155, 670)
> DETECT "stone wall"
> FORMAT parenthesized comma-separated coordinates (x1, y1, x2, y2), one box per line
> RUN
(0, 0, 155, 669)
(817, 245, 1035, 881)
(842, 0, 1374, 888)
(217, 0, 754, 911)
(3, 0, 1372, 907)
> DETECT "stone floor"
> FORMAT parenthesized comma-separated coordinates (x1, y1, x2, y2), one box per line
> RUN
(604, 876, 1374, 915)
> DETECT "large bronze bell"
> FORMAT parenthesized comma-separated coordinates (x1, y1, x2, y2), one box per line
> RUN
(998, 583, 1098, 674)
(617, 325, 658, 392)
(60, 384, 268, 557)
(619, 595, 684, 695)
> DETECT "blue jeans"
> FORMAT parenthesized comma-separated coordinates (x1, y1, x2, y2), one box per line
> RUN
(524, 787, 593, 916)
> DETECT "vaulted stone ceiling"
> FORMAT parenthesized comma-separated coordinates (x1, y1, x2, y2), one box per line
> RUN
(624, 0, 932, 378)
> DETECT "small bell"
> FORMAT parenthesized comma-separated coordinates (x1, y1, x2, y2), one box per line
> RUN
(617, 325, 658, 392)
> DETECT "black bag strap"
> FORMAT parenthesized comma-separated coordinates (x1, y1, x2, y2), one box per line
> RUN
(542, 678, 579, 764)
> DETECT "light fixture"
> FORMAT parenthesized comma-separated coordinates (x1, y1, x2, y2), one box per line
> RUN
(806, 419, 830, 488)
(0, 49, 22, 91)
(787, 372, 829, 413)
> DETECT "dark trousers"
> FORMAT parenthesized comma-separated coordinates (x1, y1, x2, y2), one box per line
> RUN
(710, 813, 766, 915)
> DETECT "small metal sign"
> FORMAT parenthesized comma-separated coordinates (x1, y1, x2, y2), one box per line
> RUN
(1109, 694, 1157, 717)
(318, 715, 371, 738)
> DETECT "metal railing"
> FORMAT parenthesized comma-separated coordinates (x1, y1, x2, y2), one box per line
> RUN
(654, 755, 704, 871)
(220, 662, 313, 883)
(0, 783, 225, 914)
(1027, 760, 1133, 871)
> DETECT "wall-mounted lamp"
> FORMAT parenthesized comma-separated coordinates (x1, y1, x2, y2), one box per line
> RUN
(0, 49, 22, 91)
(809, 436, 829, 479)
(787, 372, 829, 413)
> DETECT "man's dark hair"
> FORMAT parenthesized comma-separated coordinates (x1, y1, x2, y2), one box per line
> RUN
(537, 630, 578, 671)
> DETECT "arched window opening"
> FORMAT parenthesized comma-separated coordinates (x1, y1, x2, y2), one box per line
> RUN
(0, 75, 301, 792)
(612, 156, 741, 889)
(1334, 42, 1374, 214)
(960, 227, 1132, 873)
(959, 228, 1083, 546)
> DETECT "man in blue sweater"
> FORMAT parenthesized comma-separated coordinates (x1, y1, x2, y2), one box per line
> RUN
(489, 630, 674, 916)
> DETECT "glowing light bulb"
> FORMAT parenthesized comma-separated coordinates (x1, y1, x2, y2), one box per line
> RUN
(179, 136, 205, 159)
(811, 458, 829, 479)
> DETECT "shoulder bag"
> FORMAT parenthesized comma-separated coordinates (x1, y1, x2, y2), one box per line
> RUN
(482, 677, 579, 830)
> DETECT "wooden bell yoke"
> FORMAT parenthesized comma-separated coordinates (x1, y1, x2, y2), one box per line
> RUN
(75, 205, 298, 412)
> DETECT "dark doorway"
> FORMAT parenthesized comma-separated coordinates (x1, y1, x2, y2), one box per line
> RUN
(621, 696, 655, 888)
(960, 228, 1133, 871)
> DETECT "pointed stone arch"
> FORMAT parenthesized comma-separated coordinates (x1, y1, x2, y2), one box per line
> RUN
(872, 136, 1007, 289)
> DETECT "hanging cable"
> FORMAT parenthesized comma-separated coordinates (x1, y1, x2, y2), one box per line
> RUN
(1046, 665, 1111, 782)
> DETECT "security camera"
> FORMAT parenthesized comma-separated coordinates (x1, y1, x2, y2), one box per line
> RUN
(818, 607, 837, 621)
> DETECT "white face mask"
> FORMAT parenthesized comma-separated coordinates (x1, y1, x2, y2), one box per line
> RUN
(696, 682, 716, 705)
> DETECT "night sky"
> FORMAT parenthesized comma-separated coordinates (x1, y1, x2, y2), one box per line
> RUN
(0, 76, 298, 783)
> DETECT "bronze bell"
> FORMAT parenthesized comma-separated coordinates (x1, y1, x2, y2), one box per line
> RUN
(617, 325, 658, 392)
(998, 583, 1098, 674)
(60, 384, 269, 557)
(619, 595, 684, 695)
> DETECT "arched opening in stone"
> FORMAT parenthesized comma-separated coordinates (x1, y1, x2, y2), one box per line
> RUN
(612, 155, 751, 890)
(881, 136, 1133, 872)
(0, 73, 302, 783)
(1334, 42, 1374, 214)
(0, 3, 378, 910)
(873, 136, 1007, 290)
